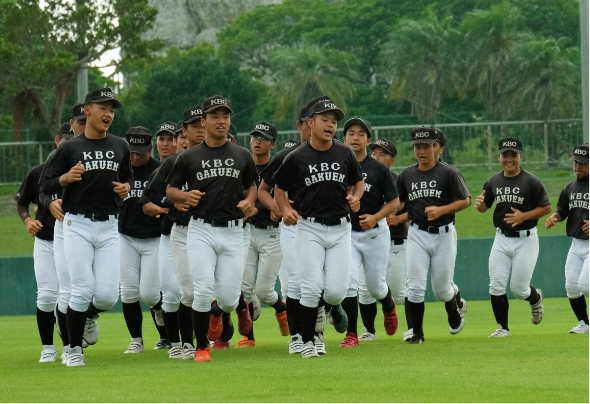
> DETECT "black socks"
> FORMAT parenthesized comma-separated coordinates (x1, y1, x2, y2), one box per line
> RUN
(245, 302, 255, 340)
(122, 302, 143, 339)
(191, 309, 209, 350)
(359, 302, 377, 334)
(163, 310, 180, 343)
(490, 294, 510, 330)
(569, 295, 589, 324)
(36, 308, 55, 346)
(286, 297, 301, 336)
(66, 306, 88, 348)
(177, 303, 194, 346)
(444, 297, 461, 329)
(272, 295, 286, 313)
(236, 291, 247, 311)
(379, 288, 395, 312)
(341, 296, 358, 336)
(219, 312, 234, 342)
(407, 301, 425, 338)
(55, 309, 69, 346)
(298, 304, 318, 344)
(525, 285, 540, 305)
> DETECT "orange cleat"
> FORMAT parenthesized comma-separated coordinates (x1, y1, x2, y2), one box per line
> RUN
(208, 314, 223, 341)
(275, 311, 290, 336)
(194, 347, 212, 362)
(235, 336, 256, 348)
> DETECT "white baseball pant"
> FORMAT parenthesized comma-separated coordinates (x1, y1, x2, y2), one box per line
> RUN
(187, 218, 244, 313)
(280, 221, 300, 300)
(119, 234, 161, 307)
(296, 217, 351, 308)
(406, 223, 457, 303)
(159, 234, 180, 313)
(489, 228, 539, 299)
(242, 226, 282, 305)
(63, 213, 120, 312)
(33, 237, 58, 312)
(170, 224, 193, 307)
(565, 238, 589, 298)
(53, 219, 71, 314)
(243, 223, 251, 264)
(359, 239, 407, 305)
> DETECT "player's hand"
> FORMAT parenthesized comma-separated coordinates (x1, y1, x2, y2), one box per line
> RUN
(504, 207, 526, 227)
(49, 199, 64, 221)
(270, 208, 282, 222)
(545, 214, 559, 229)
(359, 214, 378, 231)
(346, 195, 361, 213)
(24, 217, 43, 237)
(243, 206, 258, 220)
(64, 161, 84, 183)
(113, 182, 130, 199)
(237, 200, 254, 217)
(386, 213, 400, 226)
(185, 190, 205, 207)
(174, 202, 190, 212)
(282, 208, 300, 226)
(425, 206, 443, 221)
(475, 190, 486, 209)
(144, 202, 169, 218)
(583, 220, 589, 235)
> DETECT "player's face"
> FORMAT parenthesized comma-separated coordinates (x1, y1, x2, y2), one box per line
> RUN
(297, 119, 312, 143)
(498, 150, 522, 175)
(183, 120, 206, 146)
(175, 132, 188, 152)
(130, 149, 151, 167)
(55, 135, 66, 147)
(413, 142, 437, 164)
(69, 118, 86, 136)
(371, 147, 395, 168)
(250, 135, 274, 156)
(434, 143, 444, 160)
(203, 108, 231, 141)
(309, 112, 337, 143)
(344, 124, 370, 153)
(573, 160, 589, 178)
(85, 101, 115, 134)
(156, 133, 174, 159)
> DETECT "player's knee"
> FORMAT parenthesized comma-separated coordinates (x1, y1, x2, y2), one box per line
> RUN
(509, 284, 530, 300)
(323, 290, 345, 306)
(579, 280, 589, 298)
(433, 288, 454, 303)
(163, 302, 180, 313)
(254, 286, 275, 305)
(94, 292, 118, 311)
(37, 291, 58, 312)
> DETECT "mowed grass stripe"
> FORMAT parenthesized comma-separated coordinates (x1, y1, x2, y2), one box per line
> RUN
(0, 298, 587, 402)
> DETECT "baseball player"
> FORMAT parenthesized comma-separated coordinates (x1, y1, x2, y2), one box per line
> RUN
(41, 87, 133, 366)
(118, 126, 164, 354)
(397, 127, 470, 344)
(239, 121, 288, 348)
(356, 138, 410, 341)
(15, 123, 74, 362)
(166, 95, 257, 362)
(175, 119, 189, 150)
(475, 137, 551, 337)
(273, 96, 364, 358)
(340, 117, 400, 347)
(546, 143, 589, 333)
(227, 124, 238, 144)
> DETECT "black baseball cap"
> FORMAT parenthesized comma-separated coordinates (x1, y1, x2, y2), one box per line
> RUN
(433, 127, 446, 146)
(344, 116, 372, 138)
(307, 96, 345, 121)
(411, 127, 437, 145)
(58, 122, 74, 139)
(250, 121, 277, 141)
(498, 137, 523, 154)
(284, 139, 299, 148)
(227, 124, 237, 139)
(202, 95, 233, 114)
(126, 126, 152, 154)
(84, 87, 121, 108)
(183, 105, 203, 124)
(369, 138, 397, 157)
(155, 121, 176, 137)
(175, 120, 183, 137)
(571, 144, 589, 164)
(71, 103, 86, 121)
(300, 96, 325, 122)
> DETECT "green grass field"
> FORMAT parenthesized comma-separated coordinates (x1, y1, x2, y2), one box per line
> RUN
(0, 299, 587, 402)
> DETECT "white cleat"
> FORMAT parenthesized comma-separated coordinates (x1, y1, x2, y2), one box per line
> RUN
(301, 341, 319, 358)
(83, 314, 99, 346)
(489, 325, 511, 338)
(153, 309, 165, 327)
(315, 306, 326, 333)
(252, 295, 261, 321)
(124, 338, 144, 354)
(288, 334, 303, 354)
(39, 345, 57, 363)
(181, 343, 196, 360)
(402, 328, 414, 342)
(314, 333, 326, 355)
(61, 346, 69, 365)
(169, 342, 182, 359)
(359, 327, 376, 341)
(66, 346, 85, 367)
(570, 320, 589, 334)
(531, 289, 544, 325)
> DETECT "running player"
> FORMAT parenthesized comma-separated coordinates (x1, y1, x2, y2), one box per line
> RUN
(545, 143, 589, 333)
(475, 137, 551, 337)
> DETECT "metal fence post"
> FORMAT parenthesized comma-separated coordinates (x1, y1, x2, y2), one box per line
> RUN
(544, 122, 549, 164)
(373, 129, 379, 142)
(487, 125, 492, 171)
(38, 143, 43, 165)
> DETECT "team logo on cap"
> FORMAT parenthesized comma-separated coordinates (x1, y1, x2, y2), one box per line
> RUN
(255, 123, 270, 131)
(376, 139, 388, 147)
(323, 102, 337, 109)
(503, 141, 518, 147)
(160, 124, 175, 131)
(101, 91, 114, 98)
(129, 137, 146, 144)
(414, 132, 430, 138)
(574, 148, 587, 155)
(191, 109, 202, 116)
(211, 98, 228, 106)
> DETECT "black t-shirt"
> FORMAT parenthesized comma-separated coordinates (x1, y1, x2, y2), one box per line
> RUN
(351, 156, 398, 229)
(247, 162, 277, 227)
(482, 169, 551, 232)
(389, 171, 409, 240)
(14, 163, 58, 241)
(555, 176, 589, 240)
(397, 162, 470, 227)
(41, 133, 133, 215)
(261, 144, 300, 188)
(166, 141, 258, 220)
(119, 157, 161, 239)
(273, 141, 364, 218)
(140, 164, 174, 235)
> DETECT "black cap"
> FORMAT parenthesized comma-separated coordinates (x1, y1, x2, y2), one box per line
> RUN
(126, 126, 152, 154)
(344, 116, 372, 138)
(155, 121, 176, 137)
(250, 121, 277, 141)
(284, 139, 299, 148)
(175, 120, 183, 136)
(498, 137, 523, 154)
(227, 124, 237, 139)
(300, 96, 324, 122)
(411, 127, 437, 144)
(572, 144, 589, 164)
(58, 122, 74, 139)
(307, 96, 345, 121)
(84, 87, 121, 108)
(71, 103, 86, 121)
(183, 105, 203, 124)
(433, 127, 446, 146)
(369, 138, 397, 157)
(202, 95, 233, 114)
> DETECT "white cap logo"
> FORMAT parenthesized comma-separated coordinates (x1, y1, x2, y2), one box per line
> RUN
(574, 148, 587, 155)
(100, 91, 113, 98)
(503, 141, 518, 147)
(129, 137, 144, 144)
(255, 124, 270, 131)
(160, 124, 175, 131)
(211, 98, 228, 106)
(414, 132, 430, 138)
(190, 109, 202, 116)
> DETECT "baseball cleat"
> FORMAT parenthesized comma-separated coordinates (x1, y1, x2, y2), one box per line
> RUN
(235, 336, 256, 348)
(402, 328, 414, 342)
(331, 304, 348, 333)
(66, 346, 85, 367)
(61, 346, 69, 365)
(408, 335, 424, 344)
(339, 332, 359, 348)
(314, 333, 326, 355)
(39, 345, 57, 363)
(124, 337, 144, 354)
(383, 306, 399, 336)
(208, 314, 223, 341)
(153, 309, 165, 327)
(458, 298, 467, 317)
(326, 309, 334, 325)
(569, 320, 589, 334)
(153, 338, 171, 350)
(252, 295, 261, 321)
(181, 343, 196, 359)
(275, 311, 290, 336)
(531, 289, 544, 325)
(300, 341, 319, 358)
(194, 347, 212, 362)
(359, 327, 376, 341)
(81, 339, 89, 348)
(315, 306, 326, 333)
(289, 334, 303, 354)
(489, 326, 511, 338)
(83, 314, 99, 346)
(237, 301, 253, 336)
(169, 342, 182, 358)
(212, 339, 232, 349)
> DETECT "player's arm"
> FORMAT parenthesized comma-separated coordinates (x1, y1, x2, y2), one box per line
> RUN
(545, 212, 562, 229)
(166, 185, 204, 209)
(346, 179, 365, 213)
(387, 211, 409, 226)
(275, 186, 299, 226)
(504, 204, 552, 227)
(546, 187, 569, 229)
(475, 190, 489, 213)
(238, 182, 257, 218)
(40, 191, 64, 222)
(258, 180, 281, 220)
(360, 197, 400, 231)
(425, 198, 471, 221)
(16, 202, 43, 237)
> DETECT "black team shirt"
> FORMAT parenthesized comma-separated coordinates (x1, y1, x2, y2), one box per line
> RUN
(247, 162, 277, 227)
(352, 156, 398, 231)
(482, 169, 550, 232)
(166, 141, 257, 220)
(389, 171, 409, 240)
(397, 162, 470, 227)
(555, 175, 588, 240)
(41, 133, 133, 215)
(119, 157, 161, 239)
(140, 165, 174, 236)
(273, 141, 363, 219)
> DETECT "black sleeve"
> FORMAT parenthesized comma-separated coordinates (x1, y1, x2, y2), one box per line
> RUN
(396, 171, 408, 203)
(119, 147, 134, 185)
(532, 178, 551, 207)
(242, 154, 258, 189)
(383, 169, 398, 202)
(348, 151, 364, 185)
(151, 191, 174, 209)
(41, 147, 69, 195)
(14, 167, 39, 207)
(38, 191, 53, 211)
(450, 169, 470, 202)
(555, 186, 569, 220)
(483, 179, 495, 208)
(166, 154, 189, 189)
(273, 154, 295, 192)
